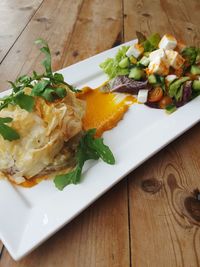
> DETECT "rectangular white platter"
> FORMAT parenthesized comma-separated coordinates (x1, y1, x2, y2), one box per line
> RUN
(1, 39, 200, 261)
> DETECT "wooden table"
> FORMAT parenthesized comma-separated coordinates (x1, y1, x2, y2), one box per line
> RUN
(0, 0, 200, 266)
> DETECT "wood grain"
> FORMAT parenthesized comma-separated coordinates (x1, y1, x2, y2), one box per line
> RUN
(0, 0, 83, 91)
(0, 242, 3, 259)
(0, 181, 130, 267)
(128, 125, 200, 266)
(124, 0, 200, 266)
(62, 0, 123, 67)
(0, 0, 44, 63)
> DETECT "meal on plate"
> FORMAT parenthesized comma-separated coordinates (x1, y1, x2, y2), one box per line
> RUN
(0, 39, 135, 190)
(100, 32, 200, 113)
(1, 32, 199, 190)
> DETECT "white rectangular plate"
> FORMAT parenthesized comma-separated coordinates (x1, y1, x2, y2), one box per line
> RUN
(1, 40, 200, 261)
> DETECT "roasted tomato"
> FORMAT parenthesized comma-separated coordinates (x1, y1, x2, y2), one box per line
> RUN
(148, 87, 163, 102)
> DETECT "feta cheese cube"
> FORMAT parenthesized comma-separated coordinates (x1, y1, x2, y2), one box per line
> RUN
(149, 48, 166, 61)
(148, 57, 169, 76)
(165, 74, 177, 86)
(137, 89, 149, 103)
(159, 34, 177, 50)
(126, 43, 144, 58)
(165, 50, 185, 69)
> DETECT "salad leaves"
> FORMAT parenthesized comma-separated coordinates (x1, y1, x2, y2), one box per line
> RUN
(100, 46, 130, 79)
(54, 129, 115, 190)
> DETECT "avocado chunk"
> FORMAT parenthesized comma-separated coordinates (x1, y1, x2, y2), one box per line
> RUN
(191, 65, 200, 75)
(192, 80, 200, 91)
(129, 67, 145, 80)
(119, 57, 129, 68)
(169, 77, 189, 98)
(148, 74, 157, 84)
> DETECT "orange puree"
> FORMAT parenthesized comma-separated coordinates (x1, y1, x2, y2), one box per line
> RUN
(77, 87, 136, 137)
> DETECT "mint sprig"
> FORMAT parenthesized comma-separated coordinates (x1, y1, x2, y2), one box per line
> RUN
(54, 129, 115, 190)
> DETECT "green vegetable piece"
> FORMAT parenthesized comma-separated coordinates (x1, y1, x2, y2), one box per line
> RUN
(191, 65, 200, 75)
(148, 74, 157, 84)
(118, 57, 129, 68)
(0, 117, 20, 141)
(192, 80, 200, 91)
(54, 129, 115, 190)
(169, 77, 189, 98)
(181, 47, 197, 65)
(165, 104, 177, 114)
(129, 67, 145, 80)
(14, 92, 35, 112)
(99, 46, 130, 79)
(148, 33, 161, 48)
(142, 33, 161, 52)
(139, 56, 150, 67)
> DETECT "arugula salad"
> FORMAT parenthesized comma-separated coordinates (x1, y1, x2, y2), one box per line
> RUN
(100, 32, 200, 113)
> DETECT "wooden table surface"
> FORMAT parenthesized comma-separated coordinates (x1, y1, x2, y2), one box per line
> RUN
(0, 0, 200, 266)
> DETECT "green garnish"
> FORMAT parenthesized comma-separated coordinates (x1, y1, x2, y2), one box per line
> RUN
(99, 46, 130, 79)
(165, 104, 177, 114)
(0, 117, 20, 141)
(0, 90, 35, 112)
(0, 38, 77, 114)
(140, 32, 161, 52)
(181, 47, 197, 65)
(169, 77, 189, 101)
(54, 129, 115, 190)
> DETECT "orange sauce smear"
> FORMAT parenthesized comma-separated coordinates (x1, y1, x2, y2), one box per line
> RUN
(77, 87, 136, 137)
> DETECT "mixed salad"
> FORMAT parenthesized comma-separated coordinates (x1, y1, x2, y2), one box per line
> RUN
(100, 32, 200, 113)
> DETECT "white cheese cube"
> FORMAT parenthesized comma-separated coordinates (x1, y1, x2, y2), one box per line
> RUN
(137, 89, 149, 103)
(149, 48, 166, 61)
(165, 50, 185, 69)
(126, 43, 144, 58)
(148, 57, 169, 76)
(165, 74, 177, 86)
(159, 34, 177, 50)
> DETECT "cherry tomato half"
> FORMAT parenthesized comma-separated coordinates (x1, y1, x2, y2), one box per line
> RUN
(158, 96, 173, 109)
(148, 87, 163, 103)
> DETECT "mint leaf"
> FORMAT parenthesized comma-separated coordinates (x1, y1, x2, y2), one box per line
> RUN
(0, 117, 20, 141)
(54, 129, 115, 190)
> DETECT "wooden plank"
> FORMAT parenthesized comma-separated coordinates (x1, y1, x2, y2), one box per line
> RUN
(0, 242, 3, 258)
(62, 0, 124, 67)
(124, 0, 200, 266)
(0, 181, 130, 267)
(0, 0, 83, 91)
(0, 0, 44, 63)
(0, 0, 130, 266)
